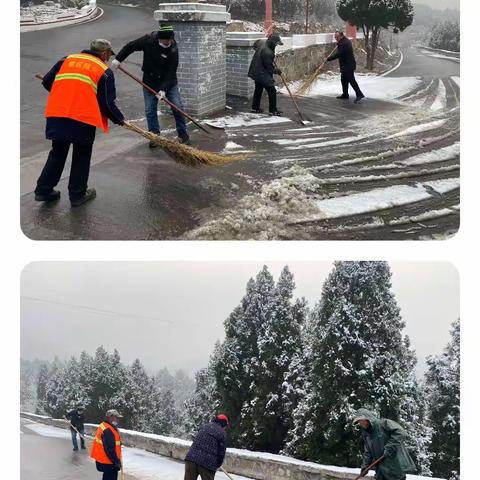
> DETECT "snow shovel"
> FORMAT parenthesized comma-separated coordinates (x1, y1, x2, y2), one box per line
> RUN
(116, 64, 215, 135)
(220, 466, 236, 480)
(354, 455, 385, 480)
(273, 61, 312, 126)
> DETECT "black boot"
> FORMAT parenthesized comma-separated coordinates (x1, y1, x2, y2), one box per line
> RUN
(354, 93, 365, 103)
(148, 131, 160, 148)
(178, 132, 190, 145)
(71, 188, 96, 207)
(269, 110, 283, 117)
(251, 108, 264, 114)
(336, 94, 349, 99)
(35, 189, 61, 203)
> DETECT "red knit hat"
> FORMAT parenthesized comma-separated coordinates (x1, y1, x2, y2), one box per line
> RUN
(216, 413, 231, 428)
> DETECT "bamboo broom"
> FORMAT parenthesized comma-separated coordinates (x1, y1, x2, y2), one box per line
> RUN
(35, 74, 247, 167)
(123, 122, 249, 167)
(295, 45, 338, 96)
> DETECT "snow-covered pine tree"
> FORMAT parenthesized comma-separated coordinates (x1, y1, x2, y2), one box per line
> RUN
(425, 319, 460, 480)
(286, 261, 421, 467)
(151, 389, 178, 435)
(35, 362, 51, 414)
(181, 343, 221, 439)
(248, 266, 306, 453)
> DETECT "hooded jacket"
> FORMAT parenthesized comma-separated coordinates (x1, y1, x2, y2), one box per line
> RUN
(354, 409, 416, 480)
(327, 36, 357, 73)
(248, 37, 279, 88)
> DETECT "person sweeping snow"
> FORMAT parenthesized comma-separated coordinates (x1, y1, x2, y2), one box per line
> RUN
(248, 33, 284, 117)
(65, 405, 86, 451)
(327, 31, 365, 104)
(184, 414, 230, 480)
(352, 408, 416, 480)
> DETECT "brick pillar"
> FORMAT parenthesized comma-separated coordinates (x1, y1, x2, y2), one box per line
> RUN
(226, 32, 264, 99)
(154, 3, 230, 116)
(346, 22, 357, 42)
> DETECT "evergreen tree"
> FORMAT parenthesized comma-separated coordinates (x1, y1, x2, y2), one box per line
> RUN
(36, 362, 51, 414)
(425, 319, 460, 480)
(287, 261, 421, 467)
(336, 0, 414, 69)
(182, 342, 222, 438)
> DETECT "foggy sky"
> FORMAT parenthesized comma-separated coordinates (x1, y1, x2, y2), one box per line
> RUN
(413, 0, 459, 10)
(20, 262, 459, 377)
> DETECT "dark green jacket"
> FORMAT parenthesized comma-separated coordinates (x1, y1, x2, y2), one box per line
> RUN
(355, 409, 416, 480)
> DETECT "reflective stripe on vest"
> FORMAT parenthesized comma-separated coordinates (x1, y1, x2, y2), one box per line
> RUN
(90, 422, 122, 464)
(44, 53, 109, 132)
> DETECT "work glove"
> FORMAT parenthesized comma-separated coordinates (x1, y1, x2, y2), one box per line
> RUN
(274, 68, 282, 75)
(111, 59, 121, 69)
(114, 461, 121, 471)
(360, 465, 369, 475)
(158, 90, 166, 100)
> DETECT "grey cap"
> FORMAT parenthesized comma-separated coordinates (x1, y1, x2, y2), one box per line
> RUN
(106, 409, 123, 418)
(90, 38, 115, 55)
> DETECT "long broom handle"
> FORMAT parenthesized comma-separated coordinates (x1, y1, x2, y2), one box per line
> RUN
(354, 455, 385, 480)
(220, 466, 236, 480)
(117, 64, 211, 135)
(273, 61, 307, 123)
(63, 416, 87, 440)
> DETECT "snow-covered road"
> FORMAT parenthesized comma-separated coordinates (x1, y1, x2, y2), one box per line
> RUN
(21, 419, 250, 480)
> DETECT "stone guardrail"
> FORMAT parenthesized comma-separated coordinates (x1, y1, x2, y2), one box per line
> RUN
(20, 5, 101, 32)
(418, 45, 460, 60)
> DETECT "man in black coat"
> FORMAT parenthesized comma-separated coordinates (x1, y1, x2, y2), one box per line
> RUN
(65, 405, 86, 451)
(112, 24, 190, 146)
(184, 414, 230, 480)
(327, 31, 365, 103)
(248, 33, 284, 116)
(35, 39, 125, 207)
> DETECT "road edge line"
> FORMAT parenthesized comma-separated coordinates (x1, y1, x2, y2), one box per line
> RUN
(380, 50, 404, 77)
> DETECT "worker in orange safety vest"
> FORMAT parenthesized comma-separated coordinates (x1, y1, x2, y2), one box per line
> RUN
(90, 409, 123, 480)
(35, 39, 126, 207)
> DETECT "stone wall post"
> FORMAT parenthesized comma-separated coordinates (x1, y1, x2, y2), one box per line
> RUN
(226, 32, 264, 99)
(154, 3, 230, 116)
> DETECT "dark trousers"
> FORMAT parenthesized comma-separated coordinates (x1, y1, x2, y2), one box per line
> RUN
(35, 140, 93, 201)
(252, 82, 277, 112)
(341, 70, 363, 97)
(101, 470, 118, 480)
(184, 461, 215, 480)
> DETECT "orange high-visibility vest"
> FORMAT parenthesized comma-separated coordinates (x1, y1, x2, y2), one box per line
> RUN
(45, 53, 109, 132)
(90, 422, 122, 464)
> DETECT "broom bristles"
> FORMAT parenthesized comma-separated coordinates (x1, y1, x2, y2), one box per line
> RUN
(123, 122, 249, 167)
(295, 46, 337, 96)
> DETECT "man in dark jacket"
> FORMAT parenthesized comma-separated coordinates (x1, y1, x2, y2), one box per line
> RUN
(35, 39, 125, 207)
(113, 24, 190, 146)
(248, 33, 284, 116)
(353, 408, 416, 480)
(65, 405, 86, 451)
(327, 31, 365, 103)
(184, 414, 230, 480)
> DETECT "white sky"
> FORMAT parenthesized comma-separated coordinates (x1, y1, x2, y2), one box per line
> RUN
(20, 262, 459, 377)
(413, 0, 459, 10)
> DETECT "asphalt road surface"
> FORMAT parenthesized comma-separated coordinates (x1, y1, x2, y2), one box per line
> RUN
(20, 9, 460, 240)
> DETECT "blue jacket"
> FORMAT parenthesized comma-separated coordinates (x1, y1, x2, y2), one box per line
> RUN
(185, 421, 227, 473)
(42, 50, 125, 145)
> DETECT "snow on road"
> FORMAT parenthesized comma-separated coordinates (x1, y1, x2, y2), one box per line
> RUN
(430, 79, 448, 111)
(288, 74, 422, 102)
(205, 113, 292, 129)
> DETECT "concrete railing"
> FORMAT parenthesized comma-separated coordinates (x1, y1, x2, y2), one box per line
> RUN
(21, 412, 443, 480)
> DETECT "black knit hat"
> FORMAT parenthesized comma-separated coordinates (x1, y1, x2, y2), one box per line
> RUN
(158, 24, 174, 39)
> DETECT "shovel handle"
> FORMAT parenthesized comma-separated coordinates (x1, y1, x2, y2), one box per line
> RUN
(354, 455, 385, 480)
(220, 466, 236, 480)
